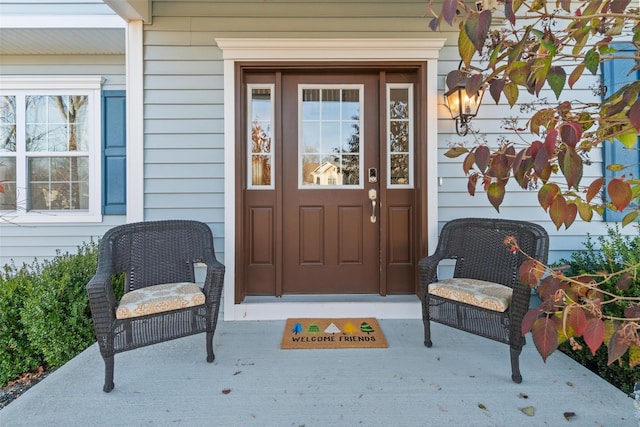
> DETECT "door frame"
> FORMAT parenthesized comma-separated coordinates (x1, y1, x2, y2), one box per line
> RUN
(217, 38, 445, 321)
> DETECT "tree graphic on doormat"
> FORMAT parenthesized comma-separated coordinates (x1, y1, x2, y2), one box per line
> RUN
(343, 322, 357, 334)
(291, 322, 304, 335)
(306, 323, 321, 334)
(360, 322, 374, 334)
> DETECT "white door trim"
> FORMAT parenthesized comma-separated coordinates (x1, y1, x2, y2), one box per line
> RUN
(217, 38, 445, 321)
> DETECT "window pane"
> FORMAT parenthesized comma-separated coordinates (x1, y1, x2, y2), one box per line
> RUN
(28, 156, 89, 210)
(251, 155, 272, 186)
(0, 96, 16, 152)
(248, 86, 274, 188)
(26, 95, 88, 152)
(390, 121, 409, 152)
(300, 86, 362, 188)
(388, 85, 413, 187)
(390, 154, 409, 185)
(0, 157, 16, 209)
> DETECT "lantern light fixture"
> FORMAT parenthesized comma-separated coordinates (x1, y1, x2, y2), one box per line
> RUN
(444, 65, 486, 136)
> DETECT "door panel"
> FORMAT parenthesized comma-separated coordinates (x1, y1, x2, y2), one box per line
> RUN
(282, 73, 379, 294)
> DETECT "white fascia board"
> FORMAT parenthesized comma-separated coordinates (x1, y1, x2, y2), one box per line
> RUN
(0, 15, 125, 29)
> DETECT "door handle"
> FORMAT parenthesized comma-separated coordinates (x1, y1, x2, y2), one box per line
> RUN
(368, 189, 377, 223)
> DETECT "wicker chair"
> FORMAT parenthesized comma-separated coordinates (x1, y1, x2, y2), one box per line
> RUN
(86, 220, 225, 392)
(418, 218, 549, 383)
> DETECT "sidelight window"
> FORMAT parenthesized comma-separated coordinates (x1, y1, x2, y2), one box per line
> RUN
(387, 84, 413, 187)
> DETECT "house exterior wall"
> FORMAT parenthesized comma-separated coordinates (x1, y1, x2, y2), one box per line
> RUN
(146, 0, 624, 270)
(0, 0, 633, 271)
(0, 54, 126, 266)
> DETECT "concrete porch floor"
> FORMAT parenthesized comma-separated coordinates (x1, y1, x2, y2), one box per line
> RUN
(0, 319, 635, 426)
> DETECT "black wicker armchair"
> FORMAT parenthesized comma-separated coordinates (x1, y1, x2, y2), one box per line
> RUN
(418, 218, 549, 383)
(86, 220, 225, 392)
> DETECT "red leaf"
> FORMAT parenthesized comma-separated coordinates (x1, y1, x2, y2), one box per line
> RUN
(586, 177, 604, 203)
(616, 273, 632, 290)
(464, 10, 492, 54)
(560, 122, 582, 148)
(475, 145, 490, 172)
(567, 306, 587, 335)
(463, 152, 476, 175)
(519, 259, 544, 286)
(564, 202, 577, 228)
(608, 330, 629, 365)
(532, 317, 559, 362)
(583, 318, 605, 356)
(562, 148, 583, 190)
(538, 276, 560, 301)
(489, 79, 505, 104)
(549, 195, 567, 230)
(441, 0, 459, 26)
(629, 98, 640, 132)
(534, 147, 549, 177)
(487, 182, 505, 211)
(467, 173, 479, 196)
(544, 129, 557, 157)
(522, 308, 541, 336)
(608, 178, 632, 211)
(538, 183, 559, 211)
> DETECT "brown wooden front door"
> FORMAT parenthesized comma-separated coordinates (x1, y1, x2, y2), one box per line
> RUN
(238, 66, 423, 301)
(281, 73, 380, 293)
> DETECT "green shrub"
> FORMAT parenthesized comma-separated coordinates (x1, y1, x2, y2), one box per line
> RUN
(20, 241, 98, 368)
(558, 225, 640, 395)
(0, 264, 43, 385)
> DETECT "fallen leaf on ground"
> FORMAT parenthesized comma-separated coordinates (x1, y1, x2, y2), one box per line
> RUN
(222, 388, 231, 394)
(478, 403, 487, 410)
(564, 411, 576, 421)
(519, 393, 529, 399)
(519, 406, 535, 416)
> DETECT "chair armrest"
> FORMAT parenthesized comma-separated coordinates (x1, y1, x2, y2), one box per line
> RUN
(200, 253, 225, 301)
(86, 271, 118, 334)
(418, 254, 444, 296)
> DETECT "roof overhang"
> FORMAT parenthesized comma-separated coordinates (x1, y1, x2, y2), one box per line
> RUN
(0, 15, 126, 55)
(103, 0, 151, 23)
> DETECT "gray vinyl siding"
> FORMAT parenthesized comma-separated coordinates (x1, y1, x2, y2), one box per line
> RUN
(0, 0, 114, 15)
(145, 0, 629, 267)
(0, 53, 126, 266)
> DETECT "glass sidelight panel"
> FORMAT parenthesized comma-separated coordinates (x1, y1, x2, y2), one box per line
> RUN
(299, 86, 362, 188)
(248, 85, 274, 188)
(388, 84, 413, 187)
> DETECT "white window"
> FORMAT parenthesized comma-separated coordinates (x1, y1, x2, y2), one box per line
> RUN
(387, 84, 414, 188)
(0, 76, 102, 223)
(247, 84, 275, 189)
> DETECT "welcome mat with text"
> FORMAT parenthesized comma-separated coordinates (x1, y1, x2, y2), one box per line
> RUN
(281, 318, 388, 349)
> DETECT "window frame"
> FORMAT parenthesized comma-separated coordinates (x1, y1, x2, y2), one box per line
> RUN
(0, 76, 103, 223)
(386, 83, 414, 188)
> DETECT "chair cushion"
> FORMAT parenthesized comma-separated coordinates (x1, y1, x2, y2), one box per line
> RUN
(428, 278, 512, 312)
(115, 282, 205, 320)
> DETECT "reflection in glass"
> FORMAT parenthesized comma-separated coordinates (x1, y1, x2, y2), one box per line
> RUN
(28, 156, 89, 210)
(388, 86, 412, 186)
(249, 87, 273, 186)
(0, 157, 16, 209)
(300, 87, 361, 187)
(0, 96, 17, 152)
(26, 95, 88, 152)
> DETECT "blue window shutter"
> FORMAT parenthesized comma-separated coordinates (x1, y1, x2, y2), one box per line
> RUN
(600, 44, 640, 221)
(102, 90, 126, 215)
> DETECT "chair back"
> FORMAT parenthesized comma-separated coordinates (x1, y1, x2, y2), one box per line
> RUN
(97, 220, 216, 293)
(438, 218, 549, 289)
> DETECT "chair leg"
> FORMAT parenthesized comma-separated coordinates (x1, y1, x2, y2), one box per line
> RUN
(422, 301, 433, 347)
(510, 346, 522, 384)
(206, 331, 215, 363)
(103, 355, 115, 392)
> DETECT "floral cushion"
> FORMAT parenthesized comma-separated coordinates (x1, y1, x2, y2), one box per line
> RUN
(115, 282, 205, 320)
(428, 278, 512, 312)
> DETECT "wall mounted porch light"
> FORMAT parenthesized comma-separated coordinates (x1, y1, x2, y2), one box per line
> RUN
(444, 64, 486, 136)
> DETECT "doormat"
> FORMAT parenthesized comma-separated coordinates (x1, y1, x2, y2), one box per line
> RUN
(280, 318, 388, 349)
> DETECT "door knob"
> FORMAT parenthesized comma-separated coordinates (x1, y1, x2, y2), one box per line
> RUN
(368, 189, 377, 223)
